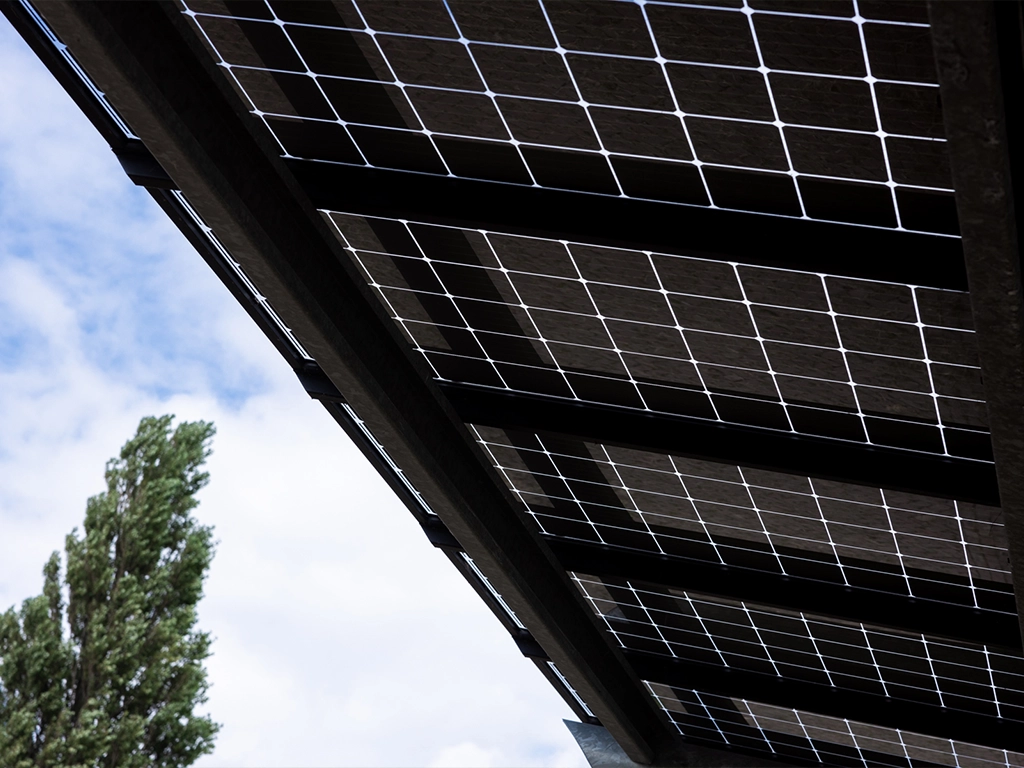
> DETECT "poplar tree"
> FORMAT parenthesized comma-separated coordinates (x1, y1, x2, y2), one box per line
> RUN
(0, 416, 220, 767)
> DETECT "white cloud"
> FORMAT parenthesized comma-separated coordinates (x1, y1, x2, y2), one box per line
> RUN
(0, 17, 585, 768)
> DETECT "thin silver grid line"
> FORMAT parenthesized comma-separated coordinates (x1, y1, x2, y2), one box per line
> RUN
(400, 221, 516, 390)
(326, 220, 449, 382)
(562, 243, 655, 409)
(535, 434, 608, 544)
(629, 582, 678, 658)
(545, 660, 596, 718)
(820, 273, 872, 443)
(667, 454, 728, 565)
(743, 0, 810, 218)
(736, 699, 783, 758)
(646, 252, 724, 421)
(23, 0, 138, 139)
(860, 624, 892, 697)
(536, 0, 629, 197)
(468, 424, 554, 538)
(742, 603, 783, 677)
(912, 284, 953, 454)
(732, 261, 798, 431)
(636, 0, 717, 206)
(954, 500, 982, 609)
(267, 5, 373, 166)
(922, 638, 949, 709)
(840, 716, 871, 768)
(806, 478, 851, 586)
(690, 689, 733, 745)
(736, 465, 790, 574)
(851, 0, 904, 230)
(438, 0, 541, 188)
(985, 646, 1005, 720)
(479, 231, 583, 401)
(801, 611, 837, 686)
(347, 0, 457, 177)
(879, 488, 917, 597)
(598, 444, 668, 556)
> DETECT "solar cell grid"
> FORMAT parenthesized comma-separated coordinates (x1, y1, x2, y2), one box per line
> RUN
(181, 0, 958, 235)
(646, 683, 1024, 767)
(325, 212, 990, 462)
(572, 573, 1024, 724)
(470, 427, 1014, 613)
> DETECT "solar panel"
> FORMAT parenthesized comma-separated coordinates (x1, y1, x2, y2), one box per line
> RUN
(471, 425, 1012, 611)
(323, 211, 989, 463)
(182, 0, 958, 235)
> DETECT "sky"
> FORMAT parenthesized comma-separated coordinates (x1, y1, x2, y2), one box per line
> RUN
(0, 18, 587, 768)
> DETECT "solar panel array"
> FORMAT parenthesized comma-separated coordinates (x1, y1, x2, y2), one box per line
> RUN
(166, 2, 1023, 765)
(183, 0, 957, 235)
(576, 573, 1024, 766)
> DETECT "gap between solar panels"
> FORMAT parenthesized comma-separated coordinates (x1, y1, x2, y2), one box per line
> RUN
(438, 382, 998, 506)
(289, 159, 967, 290)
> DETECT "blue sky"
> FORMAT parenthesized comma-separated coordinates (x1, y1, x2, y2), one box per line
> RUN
(0, 18, 585, 767)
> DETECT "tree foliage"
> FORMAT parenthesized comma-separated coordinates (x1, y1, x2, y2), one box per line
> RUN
(0, 416, 220, 767)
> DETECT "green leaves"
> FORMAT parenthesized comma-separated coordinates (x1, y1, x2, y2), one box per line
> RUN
(0, 416, 220, 767)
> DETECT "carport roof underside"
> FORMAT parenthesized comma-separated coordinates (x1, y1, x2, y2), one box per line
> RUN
(7, 1, 1024, 765)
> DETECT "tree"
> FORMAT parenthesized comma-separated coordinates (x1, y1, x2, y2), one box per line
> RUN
(0, 416, 220, 768)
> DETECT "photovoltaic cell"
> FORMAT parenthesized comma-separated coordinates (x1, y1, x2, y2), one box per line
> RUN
(574, 574, 1024, 766)
(324, 212, 990, 462)
(471, 426, 1013, 613)
(181, 0, 959, 235)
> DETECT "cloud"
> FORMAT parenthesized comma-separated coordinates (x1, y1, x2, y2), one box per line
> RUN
(0, 16, 585, 768)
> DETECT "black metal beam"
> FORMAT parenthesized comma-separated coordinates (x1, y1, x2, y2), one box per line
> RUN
(549, 537, 1021, 651)
(287, 158, 967, 291)
(931, 0, 1024, 647)
(624, 648, 1024, 754)
(440, 382, 1000, 506)
(30, 2, 680, 762)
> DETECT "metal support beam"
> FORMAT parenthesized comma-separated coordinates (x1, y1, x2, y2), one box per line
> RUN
(625, 648, 1024, 754)
(31, 2, 680, 763)
(549, 537, 1021, 651)
(440, 382, 999, 506)
(930, 0, 1024, 646)
(288, 158, 966, 290)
